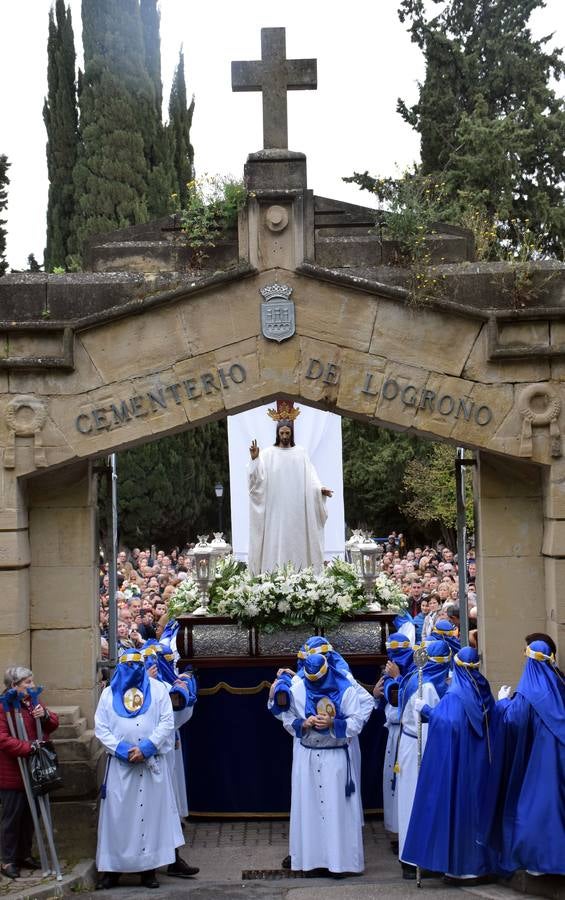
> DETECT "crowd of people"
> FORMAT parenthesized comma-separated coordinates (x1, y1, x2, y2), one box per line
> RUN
(98, 546, 197, 659)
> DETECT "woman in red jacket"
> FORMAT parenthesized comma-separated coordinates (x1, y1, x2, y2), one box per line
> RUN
(0, 666, 58, 879)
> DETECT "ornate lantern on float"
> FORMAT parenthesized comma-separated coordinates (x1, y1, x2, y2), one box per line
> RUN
(211, 532, 232, 562)
(187, 535, 217, 615)
(357, 537, 384, 597)
(345, 529, 365, 573)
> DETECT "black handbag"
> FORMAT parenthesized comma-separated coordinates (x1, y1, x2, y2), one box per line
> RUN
(28, 741, 63, 796)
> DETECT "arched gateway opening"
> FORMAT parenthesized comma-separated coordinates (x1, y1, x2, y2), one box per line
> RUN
(1, 25, 564, 859)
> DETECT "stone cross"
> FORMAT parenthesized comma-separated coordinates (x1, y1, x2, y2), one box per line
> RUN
(231, 28, 317, 150)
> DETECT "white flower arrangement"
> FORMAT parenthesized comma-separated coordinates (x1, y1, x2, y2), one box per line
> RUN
(167, 558, 403, 630)
(167, 577, 202, 618)
(368, 572, 409, 613)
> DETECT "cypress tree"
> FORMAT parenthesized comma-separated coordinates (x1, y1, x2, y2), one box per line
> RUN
(141, 0, 177, 217)
(70, 0, 156, 260)
(43, 0, 79, 271)
(397, 0, 565, 256)
(168, 48, 195, 207)
(0, 155, 9, 277)
(115, 423, 230, 549)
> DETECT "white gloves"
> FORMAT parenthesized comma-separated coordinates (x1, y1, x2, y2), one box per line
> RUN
(414, 697, 426, 713)
(498, 684, 513, 700)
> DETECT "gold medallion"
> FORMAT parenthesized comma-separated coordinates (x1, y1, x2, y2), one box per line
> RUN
(316, 697, 336, 718)
(123, 687, 144, 712)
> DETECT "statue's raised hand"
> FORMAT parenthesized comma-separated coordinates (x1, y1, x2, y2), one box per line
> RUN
(249, 439, 259, 460)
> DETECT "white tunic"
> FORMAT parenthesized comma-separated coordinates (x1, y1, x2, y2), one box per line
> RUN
(248, 445, 327, 574)
(282, 678, 366, 874)
(383, 702, 401, 834)
(396, 681, 441, 860)
(170, 705, 193, 819)
(95, 680, 184, 873)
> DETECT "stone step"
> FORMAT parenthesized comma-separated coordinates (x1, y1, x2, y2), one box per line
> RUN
(50, 705, 81, 726)
(57, 746, 105, 801)
(52, 716, 87, 740)
(54, 729, 98, 762)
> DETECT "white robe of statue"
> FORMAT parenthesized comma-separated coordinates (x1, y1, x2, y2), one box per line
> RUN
(281, 677, 366, 874)
(95, 679, 184, 873)
(248, 445, 327, 575)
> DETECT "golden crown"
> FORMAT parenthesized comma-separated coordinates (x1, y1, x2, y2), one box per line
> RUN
(267, 400, 301, 422)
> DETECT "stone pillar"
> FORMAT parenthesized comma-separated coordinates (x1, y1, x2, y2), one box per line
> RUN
(238, 150, 315, 270)
(28, 461, 99, 725)
(0, 466, 31, 670)
(474, 451, 546, 691)
(541, 461, 565, 661)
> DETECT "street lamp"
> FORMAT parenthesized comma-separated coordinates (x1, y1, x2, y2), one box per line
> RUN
(214, 482, 224, 533)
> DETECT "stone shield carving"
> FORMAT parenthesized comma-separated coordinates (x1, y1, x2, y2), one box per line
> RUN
(4, 395, 48, 469)
(518, 384, 562, 459)
(260, 283, 295, 343)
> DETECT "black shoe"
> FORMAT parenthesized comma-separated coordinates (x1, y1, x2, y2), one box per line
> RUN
(140, 869, 160, 888)
(1, 864, 20, 880)
(281, 855, 291, 869)
(167, 860, 199, 878)
(96, 872, 120, 890)
(19, 857, 41, 871)
(401, 862, 417, 880)
(304, 868, 329, 878)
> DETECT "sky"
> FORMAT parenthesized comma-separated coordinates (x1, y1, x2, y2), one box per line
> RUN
(1, 0, 564, 270)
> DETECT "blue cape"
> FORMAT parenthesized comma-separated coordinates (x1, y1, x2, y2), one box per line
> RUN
(393, 611, 414, 632)
(159, 618, 179, 652)
(431, 619, 461, 659)
(402, 646, 497, 876)
(479, 640, 565, 874)
(302, 654, 352, 722)
(142, 639, 177, 685)
(170, 672, 198, 709)
(514, 640, 565, 744)
(398, 639, 451, 714)
(110, 652, 151, 718)
(385, 631, 414, 675)
(449, 647, 494, 736)
(296, 635, 351, 674)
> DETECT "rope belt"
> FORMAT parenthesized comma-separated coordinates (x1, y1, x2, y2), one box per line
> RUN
(299, 742, 356, 798)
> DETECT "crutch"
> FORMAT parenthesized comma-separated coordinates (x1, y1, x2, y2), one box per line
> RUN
(28, 685, 57, 856)
(413, 645, 429, 889)
(0, 693, 51, 876)
(11, 692, 62, 880)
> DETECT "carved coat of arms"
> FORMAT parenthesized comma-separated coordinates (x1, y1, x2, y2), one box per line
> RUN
(260, 283, 295, 343)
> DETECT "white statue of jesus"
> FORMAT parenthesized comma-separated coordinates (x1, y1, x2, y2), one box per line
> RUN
(247, 401, 333, 575)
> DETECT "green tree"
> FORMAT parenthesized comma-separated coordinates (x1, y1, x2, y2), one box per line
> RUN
(168, 48, 195, 208)
(396, 0, 565, 257)
(70, 0, 157, 260)
(342, 419, 428, 536)
(114, 422, 230, 549)
(43, 0, 78, 271)
(401, 442, 473, 546)
(0, 155, 9, 277)
(140, 0, 177, 217)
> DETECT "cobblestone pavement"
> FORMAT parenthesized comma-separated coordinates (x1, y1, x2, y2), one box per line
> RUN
(82, 819, 552, 900)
